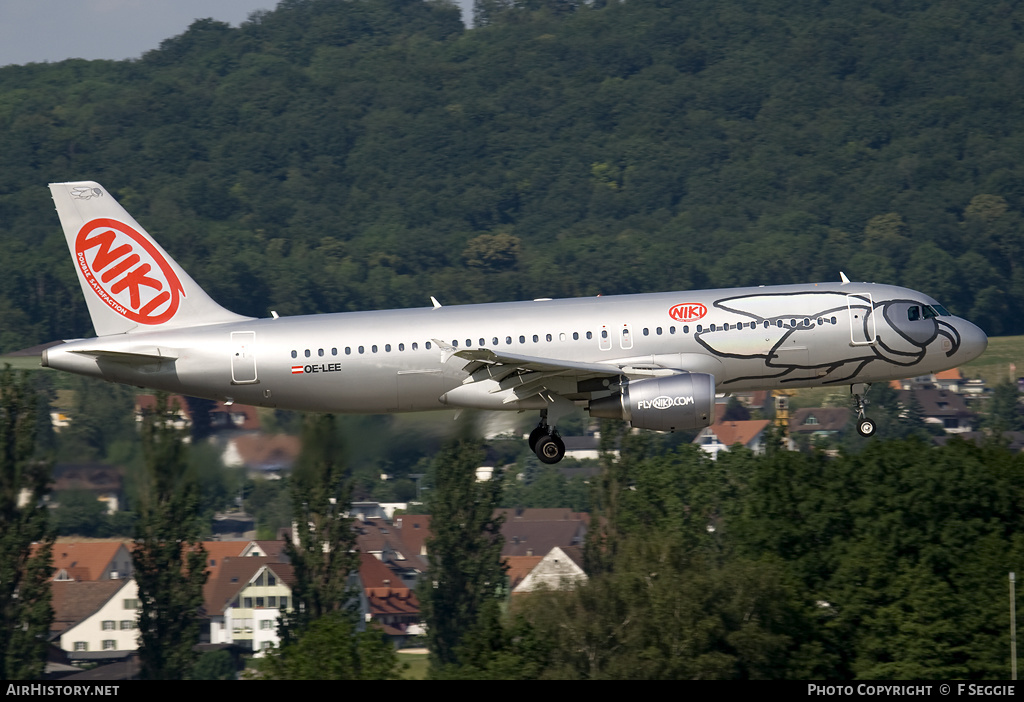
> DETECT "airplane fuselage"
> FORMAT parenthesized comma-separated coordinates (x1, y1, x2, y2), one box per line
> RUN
(43, 281, 985, 415)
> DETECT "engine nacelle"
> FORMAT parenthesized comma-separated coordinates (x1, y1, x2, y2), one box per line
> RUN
(588, 373, 716, 432)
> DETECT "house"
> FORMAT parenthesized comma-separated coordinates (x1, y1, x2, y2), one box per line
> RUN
(221, 433, 301, 477)
(789, 408, 851, 442)
(898, 388, 976, 433)
(500, 516, 587, 557)
(358, 553, 422, 647)
(694, 419, 772, 458)
(51, 578, 139, 661)
(50, 541, 134, 582)
(51, 464, 124, 514)
(355, 518, 426, 588)
(204, 557, 296, 656)
(509, 546, 587, 594)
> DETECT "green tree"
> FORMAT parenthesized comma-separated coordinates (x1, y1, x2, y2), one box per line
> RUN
(279, 413, 359, 644)
(419, 438, 508, 674)
(258, 612, 402, 680)
(132, 396, 208, 680)
(0, 369, 53, 680)
(983, 382, 1022, 435)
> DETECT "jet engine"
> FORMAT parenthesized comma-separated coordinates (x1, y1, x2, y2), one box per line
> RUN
(587, 373, 715, 432)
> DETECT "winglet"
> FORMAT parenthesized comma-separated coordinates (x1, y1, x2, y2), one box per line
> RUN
(840, 271, 851, 284)
(430, 296, 442, 309)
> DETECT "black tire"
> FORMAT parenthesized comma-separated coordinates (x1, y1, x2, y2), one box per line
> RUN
(856, 418, 876, 437)
(528, 425, 548, 452)
(535, 434, 565, 464)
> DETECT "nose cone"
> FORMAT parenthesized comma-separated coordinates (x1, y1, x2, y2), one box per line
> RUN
(956, 319, 988, 365)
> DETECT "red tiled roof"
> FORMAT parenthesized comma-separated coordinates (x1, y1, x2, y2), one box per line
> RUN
(393, 514, 431, 557)
(359, 554, 419, 616)
(50, 541, 130, 581)
(707, 419, 771, 447)
(504, 555, 543, 590)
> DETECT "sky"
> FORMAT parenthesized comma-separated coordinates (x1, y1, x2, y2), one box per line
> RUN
(0, 0, 472, 68)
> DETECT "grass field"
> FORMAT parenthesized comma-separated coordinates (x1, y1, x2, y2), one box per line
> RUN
(962, 334, 1024, 385)
(784, 334, 1021, 411)
(397, 650, 429, 679)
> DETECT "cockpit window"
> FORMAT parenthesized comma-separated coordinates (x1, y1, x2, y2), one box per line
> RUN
(911, 304, 950, 320)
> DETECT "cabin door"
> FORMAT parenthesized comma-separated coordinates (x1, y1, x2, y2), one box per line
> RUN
(230, 331, 258, 384)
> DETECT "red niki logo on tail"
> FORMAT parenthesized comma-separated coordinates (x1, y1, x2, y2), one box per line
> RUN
(74, 218, 185, 325)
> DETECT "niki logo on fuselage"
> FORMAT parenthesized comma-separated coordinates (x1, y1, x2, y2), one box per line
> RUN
(669, 303, 707, 322)
(75, 219, 185, 325)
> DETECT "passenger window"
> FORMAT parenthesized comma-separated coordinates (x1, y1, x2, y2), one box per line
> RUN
(682, 325, 688, 333)
(291, 350, 297, 359)
(573, 332, 579, 340)
(398, 343, 404, 351)
(696, 324, 703, 333)
(424, 342, 430, 350)
(519, 335, 526, 344)
(332, 348, 337, 355)
(643, 328, 649, 336)
(533, 335, 539, 343)
(656, 327, 663, 335)
(412, 342, 418, 350)
(506, 336, 512, 345)
(492, 337, 498, 346)
(345, 347, 351, 355)
(546, 334, 552, 342)
(318, 349, 324, 357)
(466, 339, 472, 347)
(670, 326, 676, 334)
(372, 345, 378, 353)
(358, 346, 364, 354)
(304, 349, 311, 358)
(586, 331, 593, 340)
(385, 344, 391, 352)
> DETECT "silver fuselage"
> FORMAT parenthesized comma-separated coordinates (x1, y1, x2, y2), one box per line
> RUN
(42, 281, 988, 413)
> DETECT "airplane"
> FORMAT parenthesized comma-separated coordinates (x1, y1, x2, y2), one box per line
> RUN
(8, 181, 989, 463)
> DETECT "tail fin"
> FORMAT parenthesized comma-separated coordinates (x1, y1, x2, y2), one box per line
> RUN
(50, 181, 252, 336)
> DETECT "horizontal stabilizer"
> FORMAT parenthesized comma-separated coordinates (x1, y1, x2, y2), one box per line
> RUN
(0, 340, 64, 370)
(69, 347, 178, 365)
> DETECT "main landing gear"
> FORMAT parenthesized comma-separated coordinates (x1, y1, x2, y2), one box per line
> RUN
(851, 383, 876, 437)
(529, 410, 565, 464)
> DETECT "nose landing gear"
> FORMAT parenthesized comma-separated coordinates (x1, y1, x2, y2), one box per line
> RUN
(851, 383, 876, 437)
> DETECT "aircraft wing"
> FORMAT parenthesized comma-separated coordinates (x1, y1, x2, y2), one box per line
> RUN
(452, 347, 627, 378)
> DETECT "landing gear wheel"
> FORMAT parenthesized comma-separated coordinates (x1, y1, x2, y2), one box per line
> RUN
(528, 425, 548, 453)
(856, 418, 877, 437)
(535, 434, 565, 464)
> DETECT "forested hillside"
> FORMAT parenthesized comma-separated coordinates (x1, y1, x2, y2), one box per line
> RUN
(1, 0, 1023, 352)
